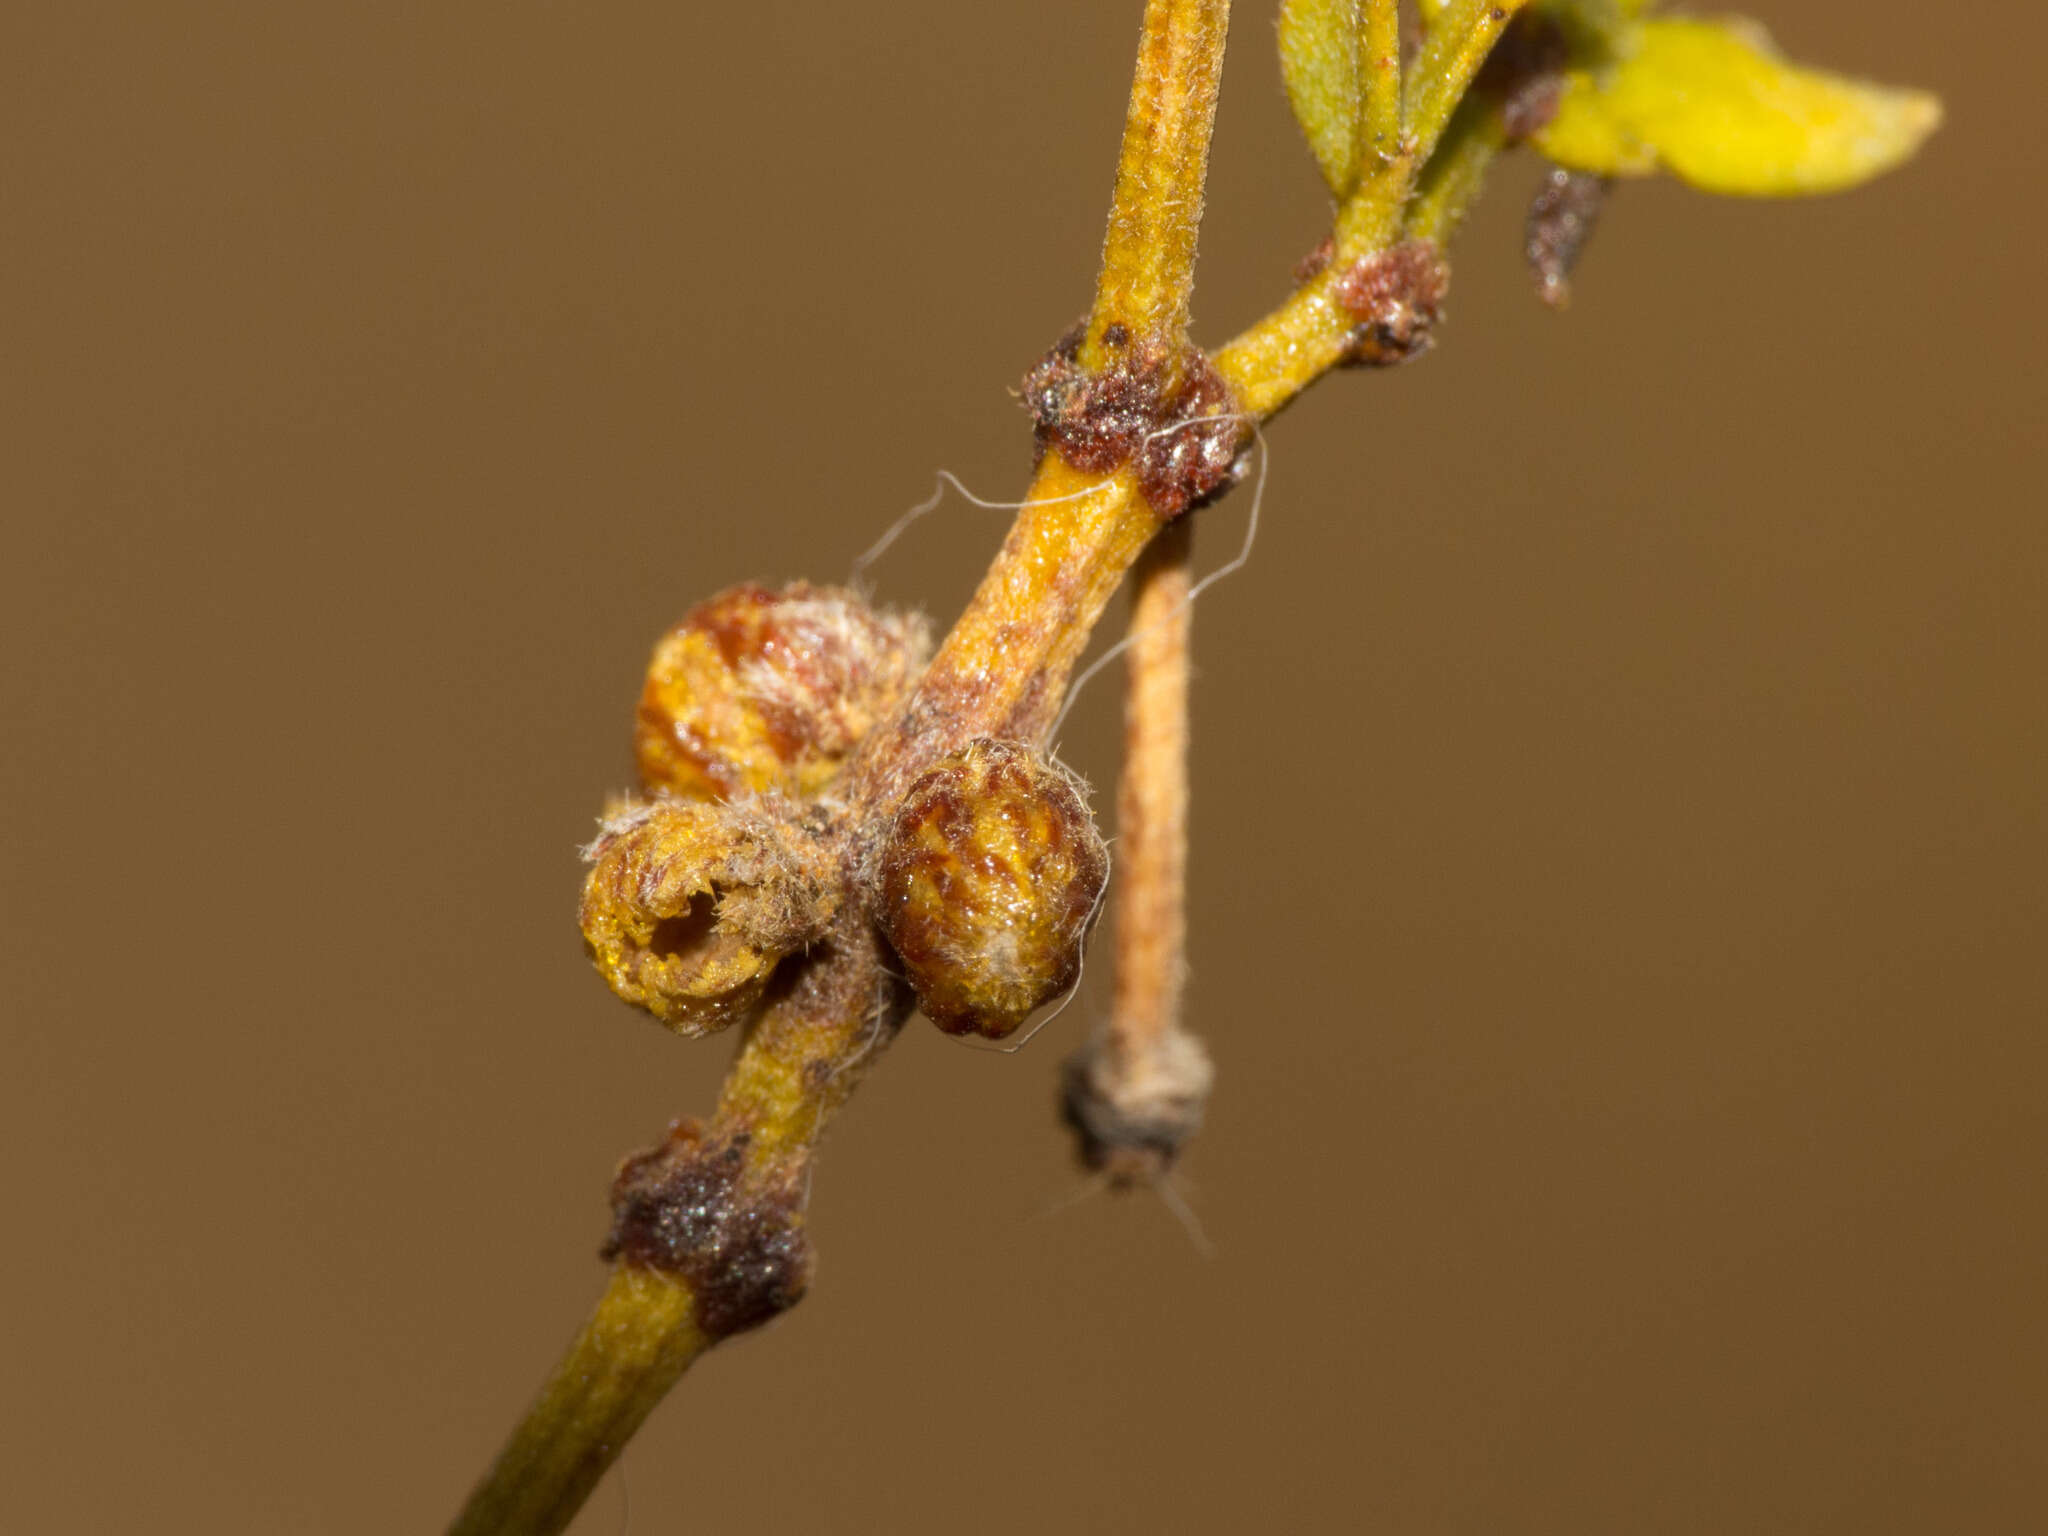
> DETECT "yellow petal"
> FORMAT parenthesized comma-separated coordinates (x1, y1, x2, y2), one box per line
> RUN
(1536, 16, 1942, 195)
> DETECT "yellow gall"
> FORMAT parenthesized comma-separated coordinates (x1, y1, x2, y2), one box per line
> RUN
(634, 582, 930, 802)
(872, 738, 1108, 1039)
(580, 795, 836, 1038)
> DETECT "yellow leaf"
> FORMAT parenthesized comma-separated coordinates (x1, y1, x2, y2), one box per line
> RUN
(1535, 16, 1941, 195)
(1279, 0, 1363, 197)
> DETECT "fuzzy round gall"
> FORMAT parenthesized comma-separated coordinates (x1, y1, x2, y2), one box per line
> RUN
(635, 581, 930, 802)
(872, 738, 1109, 1040)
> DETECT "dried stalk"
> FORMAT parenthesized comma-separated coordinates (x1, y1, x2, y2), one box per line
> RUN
(1063, 519, 1215, 1183)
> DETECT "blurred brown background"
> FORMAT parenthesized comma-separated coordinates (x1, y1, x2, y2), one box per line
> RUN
(4, 3, 2041, 1531)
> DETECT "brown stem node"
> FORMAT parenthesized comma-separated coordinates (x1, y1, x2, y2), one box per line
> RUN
(1023, 328, 1246, 518)
(1333, 239, 1452, 366)
(603, 1120, 812, 1340)
(1136, 349, 1247, 519)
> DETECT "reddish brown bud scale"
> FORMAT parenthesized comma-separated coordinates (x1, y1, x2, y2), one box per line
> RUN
(635, 582, 930, 802)
(872, 738, 1109, 1039)
(1333, 239, 1451, 366)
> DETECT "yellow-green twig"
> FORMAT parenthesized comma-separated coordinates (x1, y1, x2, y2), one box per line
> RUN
(448, 1268, 704, 1536)
(1338, 0, 1528, 253)
(1358, 0, 1403, 169)
(1084, 0, 1233, 368)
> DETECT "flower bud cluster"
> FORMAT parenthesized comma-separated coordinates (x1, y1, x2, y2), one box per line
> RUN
(583, 586, 1112, 1052)
(583, 582, 928, 1036)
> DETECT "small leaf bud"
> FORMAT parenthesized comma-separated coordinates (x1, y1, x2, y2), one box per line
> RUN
(1333, 239, 1450, 366)
(872, 738, 1109, 1040)
(635, 582, 930, 802)
(580, 795, 836, 1038)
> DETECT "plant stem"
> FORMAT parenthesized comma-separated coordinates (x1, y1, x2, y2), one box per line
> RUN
(844, 457, 1157, 810)
(1111, 519, 1193, 1058)
(1358, 0, 1403, 170)
(1336, 0, 1528, 254)
(1061, 517, 1216, 1181)
(450, 904, 909, 1536)
(450, 0, 1526, 1523)
(1084, 0, 1233, 369)
(853, 0, 1236, 790)
(1403, 0, 1527, 167)
(712, 914, 909, 1164)
(1208, 273, 1356, 419)
(1405, 97, 1508, 246)
(448, 1267, 704, 1536)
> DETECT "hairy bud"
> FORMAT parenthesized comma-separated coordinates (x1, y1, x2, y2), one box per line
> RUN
(872, 738, 1109, 1039)
(635, 582, 931, 802)
(580, 795, 837, 1038)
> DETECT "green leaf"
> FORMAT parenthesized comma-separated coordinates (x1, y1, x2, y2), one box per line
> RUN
(1535, 16, 1942, 195)
(1279, 0, 1363, 197)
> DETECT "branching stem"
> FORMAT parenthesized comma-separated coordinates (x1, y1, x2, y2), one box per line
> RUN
(448, 1, 1535, 1528)
(1337, 0, 1529, 254)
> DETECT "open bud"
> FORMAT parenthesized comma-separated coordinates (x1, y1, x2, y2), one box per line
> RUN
(872, 738, 1108, 1039)
(635, 582, 930, 802)
(580, 795, 837, 1038)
